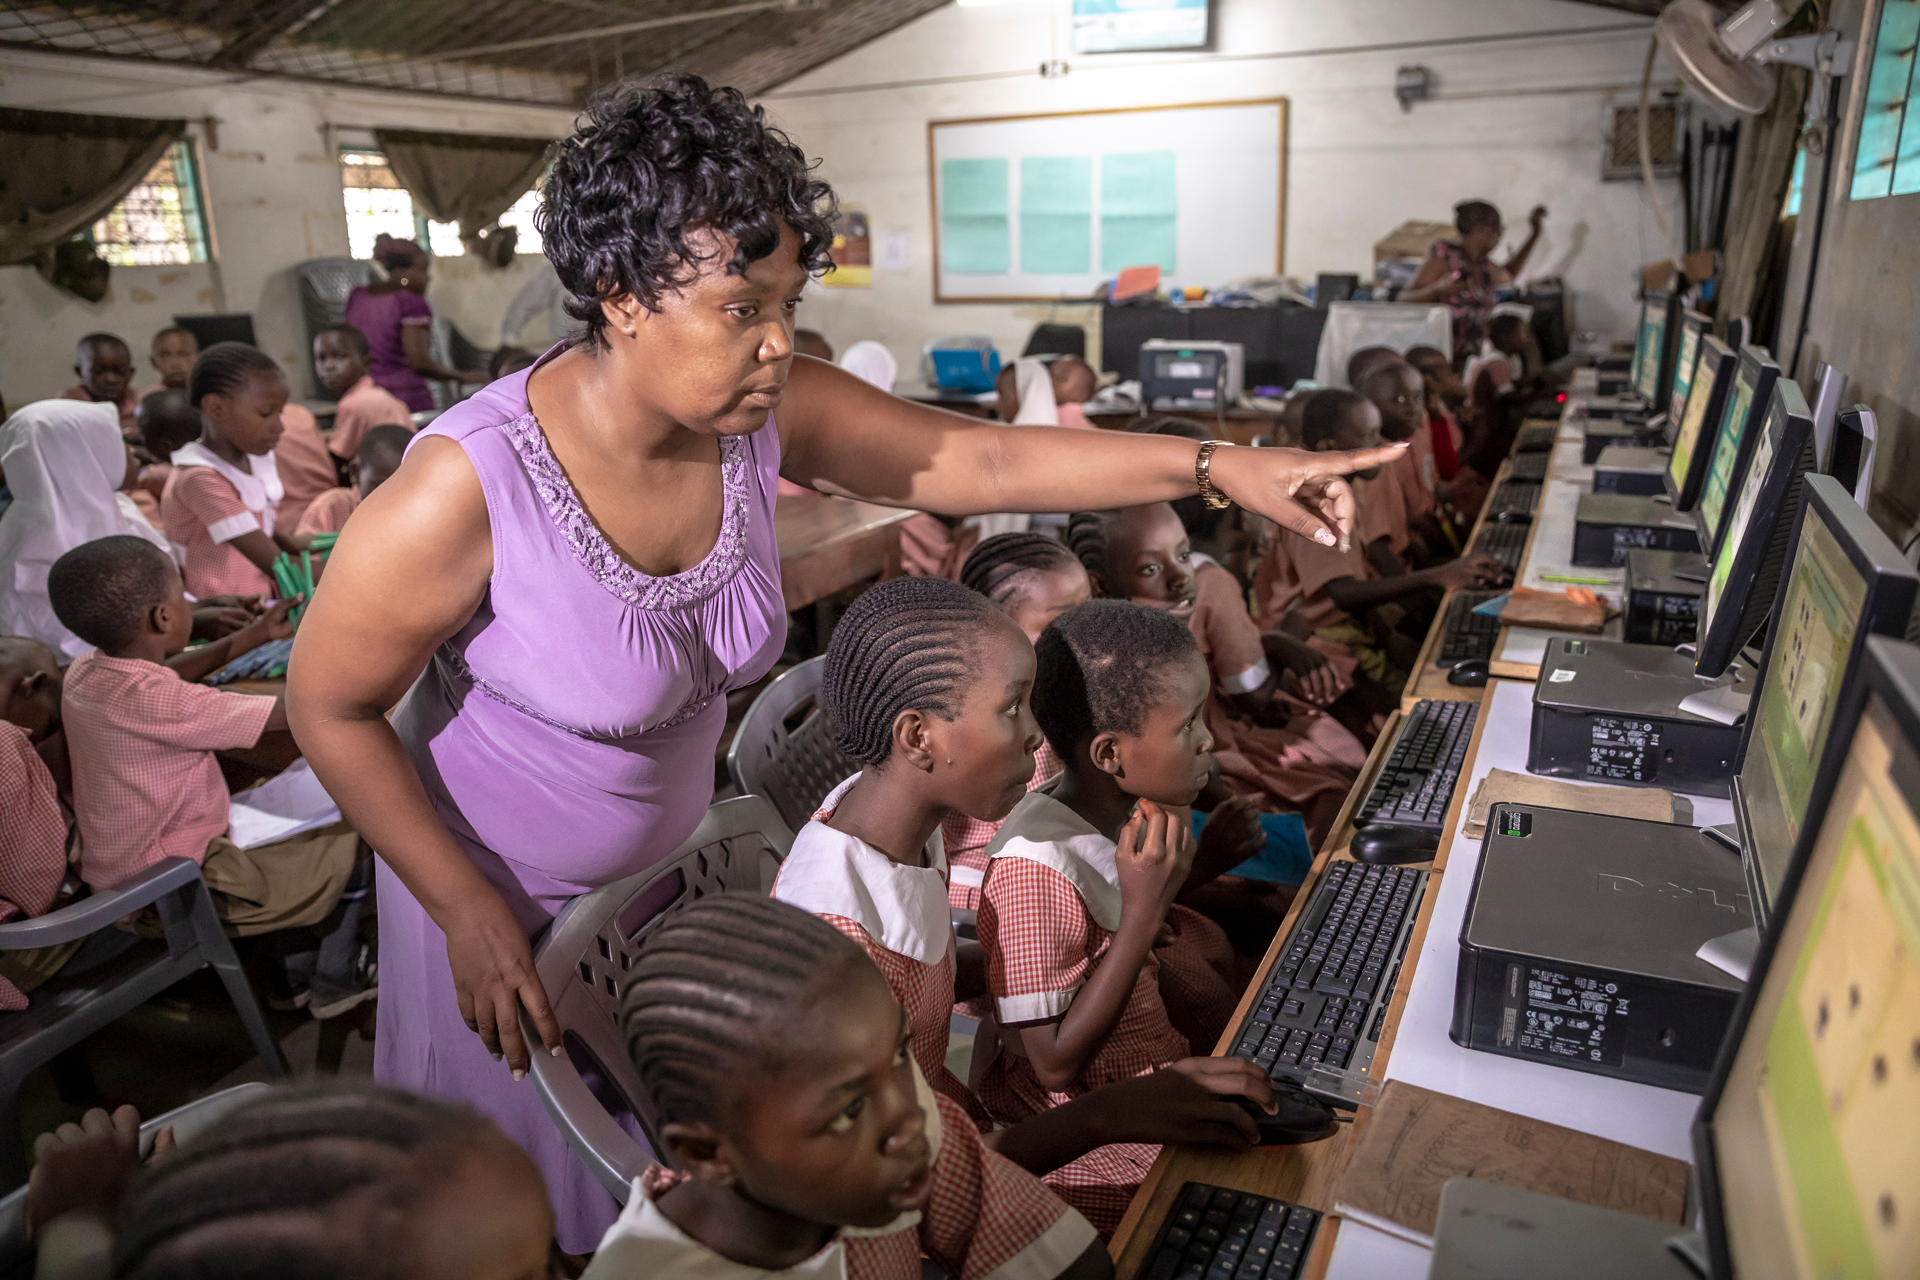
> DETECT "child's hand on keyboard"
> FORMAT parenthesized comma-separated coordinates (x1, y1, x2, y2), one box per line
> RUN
(1117, 800, 1194, 922)
(1429, 555, 1504, 592)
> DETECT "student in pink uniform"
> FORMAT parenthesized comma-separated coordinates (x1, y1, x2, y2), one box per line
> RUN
(60, 334, 139, 441)
(0, 635, 80, 1010)
(294, 423, 412, 539)
(772, 577, 1270, 1238)
(313, 324, 413, 463)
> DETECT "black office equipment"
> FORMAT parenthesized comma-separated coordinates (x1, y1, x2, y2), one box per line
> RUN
(1663, 309, 1712, 430)
(1314, 273, 1359, 306)
(1580, 420, 1665, 465)
(1102, 303, 1327, 391)
(1828, 404, 1877, 508)
(1632, 289, 1685, 414)
(1664, 335, 1738, 511)
(1231, 1091, 1340, 1145)
(1571, 493, 1702, 567)
(172, 312, 256, 349)
(1437, 591, 1503, 666)
(1514, 424, 1558, 453)
(1447, 659, 1490, 688)
(1139, 340, 1243, 408)
(1470, 524, 1527, 576)
(1725, 474, 1920, 930)
(1624, 549, 1705, 645)
(1507, 453, 1549, 482)
(1694, 345, 1781, 561)
(1804, 359, 1844, 474)
(1133, 1183, 1323, 1280)
(1692, 637, 1920, 1280)
(1449, 803, 1749, 1093)
(1529, 637, 1747, 797)
(1355, 700, 1478, 832)
(1693, 378, 1817, 678)
(1228, 860, 1427, 1093)
(1591, 446, 1668, 495)
(1484, 479, 1540, 523)
(1021, 323, 1086, 359)
(1351, 825, 1440, 866)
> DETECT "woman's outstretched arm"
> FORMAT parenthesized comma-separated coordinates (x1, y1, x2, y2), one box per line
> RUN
(284, 437, 563, 1074)
(777, 359, 1406, 550)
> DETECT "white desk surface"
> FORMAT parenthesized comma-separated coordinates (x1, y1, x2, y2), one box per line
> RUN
(1323, 677, 1735, 1280)
(1496, 421, 1627, 669)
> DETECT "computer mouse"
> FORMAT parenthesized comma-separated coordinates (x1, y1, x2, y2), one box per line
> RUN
(1233, 1090, 1340, 1145)
(1447, 659, 1490, 687)
(1489, 509, 1533, 526)
(1350, 824, 1441, 866)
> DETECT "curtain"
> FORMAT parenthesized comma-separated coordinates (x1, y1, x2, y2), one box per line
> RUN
(374, 128, 551, 264)
(1716, 66, 1810, 340)
(0, 108, 186, 268)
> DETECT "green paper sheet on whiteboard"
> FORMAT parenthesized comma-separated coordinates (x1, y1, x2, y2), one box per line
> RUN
(1100, 150, 1176, 274)
(941, 157, 1011, 274)
(1020, 156, 1093, 275)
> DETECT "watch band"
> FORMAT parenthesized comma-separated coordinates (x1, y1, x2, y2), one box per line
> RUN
(1195, 440, 1233, 510)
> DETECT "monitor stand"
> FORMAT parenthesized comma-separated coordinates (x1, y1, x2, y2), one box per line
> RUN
(1679, 684, 1751, 725)
(1697, 926, 1759, 982)
(1665, 1229, 1710, 1278)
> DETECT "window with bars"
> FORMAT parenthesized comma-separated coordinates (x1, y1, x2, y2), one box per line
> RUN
(1851, 0, 1920, 201)
(341, 149, 544, 258)
(91, 140, 211, 265)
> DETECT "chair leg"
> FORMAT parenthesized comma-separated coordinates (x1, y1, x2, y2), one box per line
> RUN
(182, 884, 290, 1080)
(0, 1080, 24, 1192)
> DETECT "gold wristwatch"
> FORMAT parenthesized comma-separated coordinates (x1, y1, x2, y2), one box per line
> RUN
(1194, 440, 1233, 510)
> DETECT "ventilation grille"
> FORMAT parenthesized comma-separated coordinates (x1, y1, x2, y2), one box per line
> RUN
(1605, 102, 1687, 181)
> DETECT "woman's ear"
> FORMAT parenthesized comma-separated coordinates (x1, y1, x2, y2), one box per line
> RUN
(659, 1121, 736, 1189)
(892, 709, 937, 772)
(1088, 730, 1125, 780)
(602, 293, 646, 341)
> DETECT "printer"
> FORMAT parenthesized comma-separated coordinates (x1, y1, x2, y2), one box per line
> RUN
(1139, 340, 1244, 410)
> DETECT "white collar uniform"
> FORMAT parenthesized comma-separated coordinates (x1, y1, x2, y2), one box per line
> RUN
(773, 774, 953, 966)
(984, 789, 1122, 932)
(170, 439, 284, 538)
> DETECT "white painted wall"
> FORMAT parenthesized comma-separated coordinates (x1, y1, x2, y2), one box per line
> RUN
(0, 48, 576, 410)
(760, 0, 1685, 378)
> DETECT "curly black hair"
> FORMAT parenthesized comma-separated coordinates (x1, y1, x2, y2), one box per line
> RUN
(49, 536, 174, 654)
(1454, 199, 1500, 235)
(538, 73, 838, 350)
(822, 575, 1002, 766)
(1302, 388, 1368, 449)
(1031, 599, 1199, 755)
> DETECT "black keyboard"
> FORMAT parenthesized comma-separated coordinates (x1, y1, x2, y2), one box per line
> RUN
(1356, 699, 1478, 831)
(1470, 522, 1527, 573)
(1509, 453, 1549, 482)
(1516, 424, 1558, 452)
(1486, 479, 1540, 520)
(1135, 1184, 1322, 1280)
(1437, 590, 1504, 665)
(1230, 861, 1427, 1087)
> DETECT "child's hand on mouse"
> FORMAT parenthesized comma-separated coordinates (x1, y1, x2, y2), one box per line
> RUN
(1090, 1058, 1274, 1148)
(1430, 555, 1503, 592)
(1116, 799, 1194, 921)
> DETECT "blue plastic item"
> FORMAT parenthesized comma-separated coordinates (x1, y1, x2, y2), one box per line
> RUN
(1191, 809, 1313, 887)
(929, 348, 1002, 393)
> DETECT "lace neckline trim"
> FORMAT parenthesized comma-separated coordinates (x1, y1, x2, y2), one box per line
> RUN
(498, 410, 751, 611)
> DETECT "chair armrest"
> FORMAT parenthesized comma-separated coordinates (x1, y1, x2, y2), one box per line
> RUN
(0, 858, 202, 951)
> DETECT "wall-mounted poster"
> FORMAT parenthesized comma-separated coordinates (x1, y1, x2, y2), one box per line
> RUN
(825, 208, 871, 288)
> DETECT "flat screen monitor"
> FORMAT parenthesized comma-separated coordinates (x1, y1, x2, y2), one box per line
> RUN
(1634, 291, 1675, 405)
(1666, 309, 1711, 437)
(1696, 377, 1816, 678)
(1071, 0, 1209, 53)
(1732, 474, 1920, 927)
(1693, 634, 1920, 1280)
(1831, 405, 1878, 509)
(1696, 345, 1781, 561)
(1668, 335, 1736, 511)
(1627, 299, 1653, 399)
(1807, 361, 1846, 473)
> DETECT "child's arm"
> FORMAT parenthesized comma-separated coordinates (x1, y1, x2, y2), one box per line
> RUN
(985, 1056, 1271, 1173)
(1323, 554, 1503, 615)
(1262, 632, 1344, 706)
(225, 528, 314, 575)
(1008, 803, 1190, 1092)
(166, 598, 299, 684)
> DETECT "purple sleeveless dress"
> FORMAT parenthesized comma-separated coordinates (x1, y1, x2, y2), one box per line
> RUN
(377, 352, 786, 1250)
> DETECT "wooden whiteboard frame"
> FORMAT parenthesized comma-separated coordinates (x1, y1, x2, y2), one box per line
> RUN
(927, 97, 1288, 305)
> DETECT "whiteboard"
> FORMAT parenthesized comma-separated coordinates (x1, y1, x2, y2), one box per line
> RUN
(928, 99, 1287, 303)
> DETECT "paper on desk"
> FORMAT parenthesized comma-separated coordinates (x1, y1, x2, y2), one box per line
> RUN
(1463, 768, 1676, 839)
(227, 760, 341, 850)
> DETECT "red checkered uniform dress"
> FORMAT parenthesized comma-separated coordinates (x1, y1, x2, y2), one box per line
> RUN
(0, 723, 71, 1009)
(581, 1063, 1097, 1280)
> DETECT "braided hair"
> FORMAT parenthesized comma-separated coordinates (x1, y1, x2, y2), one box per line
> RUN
(620, 894, 866, 1128)
(960, 532, 1079, 608)
(110, 1083, 504, 1280)
(821, 575, 1002, 766)
(188, 342, 282, 409)
(1065, 509, 1120, 593)
(1031, 599, 1200, 755)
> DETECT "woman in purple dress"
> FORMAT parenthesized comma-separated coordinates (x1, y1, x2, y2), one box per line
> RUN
(343, 235, 486, 413)
(288, 75, 1401, 1252)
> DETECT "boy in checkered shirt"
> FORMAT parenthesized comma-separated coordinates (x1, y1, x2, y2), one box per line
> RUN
(48, 535, 376, 1019)
(0, 636, 83, 1009)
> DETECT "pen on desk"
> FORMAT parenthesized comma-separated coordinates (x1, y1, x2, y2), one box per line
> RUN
(1541, 573, 1613, 586)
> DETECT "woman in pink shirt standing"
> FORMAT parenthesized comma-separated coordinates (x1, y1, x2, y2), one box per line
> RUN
(343, 236, 485, 414)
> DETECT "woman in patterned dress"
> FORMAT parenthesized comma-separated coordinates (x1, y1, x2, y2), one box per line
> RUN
(1402, 200, 1548, 363)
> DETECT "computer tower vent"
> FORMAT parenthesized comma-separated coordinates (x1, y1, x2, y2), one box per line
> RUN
(1605, 101, 1686, 181)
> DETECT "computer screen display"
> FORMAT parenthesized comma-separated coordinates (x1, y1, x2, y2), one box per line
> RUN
(1669, 322, 1701, 422)
(1699, 358, 1760, 543)
(1738, 502, 1868, 906)
(1667, 346, 1720, 494)
(1704, 679, 1920, 1280)
(1702, 410, 1777, 638)
(1635, 307, 1669, 402)
(1071, 0, 1209, 53)
(1627, 301, 1652, 396)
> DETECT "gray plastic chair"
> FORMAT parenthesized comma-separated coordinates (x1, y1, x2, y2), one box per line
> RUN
(0, 859, 289, 1188)
(294, 257, 374, 402)
(726, 657, 857, 835)
(522, 795, 792, 1202)
(0, 1081, 271, 1272)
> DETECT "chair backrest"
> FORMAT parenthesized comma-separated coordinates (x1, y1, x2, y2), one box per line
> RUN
(726, 657, 859, 834)
(1022, 323, 1086, 359)
(524, 794, 793, 1202)
(295, 258, 374, 401)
